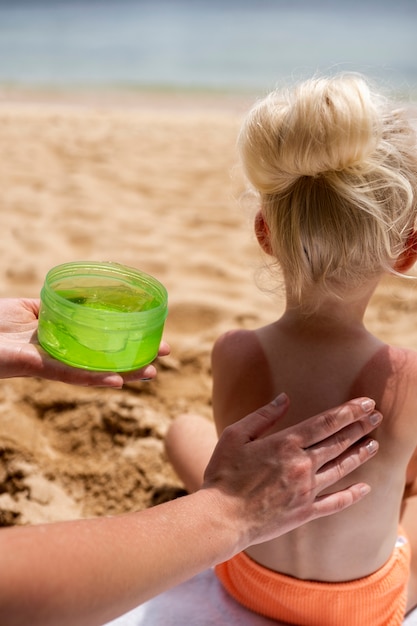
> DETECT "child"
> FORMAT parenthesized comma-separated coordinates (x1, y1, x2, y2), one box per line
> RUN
(165, 74, 417, 625)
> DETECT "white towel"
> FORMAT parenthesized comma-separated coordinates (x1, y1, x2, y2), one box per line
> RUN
(104, 568, 417, 626)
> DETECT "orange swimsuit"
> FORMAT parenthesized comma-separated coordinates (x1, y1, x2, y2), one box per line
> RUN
(216, 532, 410, 626)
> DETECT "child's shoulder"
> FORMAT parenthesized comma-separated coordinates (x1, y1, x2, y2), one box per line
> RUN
(212, 328, 264, 364)
(211, 327, 276, 426)
(356, 344, 417, 436)
(387, 345, 417, 392)
(376, 344, 417, 373)
(356, 344, 417, 393)
(385, 346, 417, 437)
(211, 327, 272, 385)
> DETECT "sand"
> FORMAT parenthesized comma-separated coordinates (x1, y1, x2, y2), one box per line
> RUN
(1, 85, 417, 530)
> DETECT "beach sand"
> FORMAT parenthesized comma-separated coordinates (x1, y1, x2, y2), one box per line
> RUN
(1, 85, 417, 532)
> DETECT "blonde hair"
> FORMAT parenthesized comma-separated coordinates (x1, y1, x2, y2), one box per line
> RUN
(239, 74, 417, 308)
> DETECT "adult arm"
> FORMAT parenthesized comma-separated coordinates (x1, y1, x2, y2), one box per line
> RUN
(0, 298, 169, 387)
(0, 395, 380, 626)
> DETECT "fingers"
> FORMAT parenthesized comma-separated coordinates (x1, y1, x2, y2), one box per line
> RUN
(307, 408, 382, 471)
(157, 340, 171, 357)
(38, 353, 126, 387)
(35, 349, 152, 388)
(290, 397, 377, 449)
(20, 298, 41, 316)
(119, 342, 170, 383)
(224, 395, 380, 471)
(121, 364, 157, 384)
(72, 364, 159, 387)
(314, 435, 379, 493)
(36, 342, 170, 387)
(225, 393, 290, 443)
(312, 482, 372, 518)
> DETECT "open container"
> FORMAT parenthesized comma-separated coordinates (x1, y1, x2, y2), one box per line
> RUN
(38, 261, 168, 371)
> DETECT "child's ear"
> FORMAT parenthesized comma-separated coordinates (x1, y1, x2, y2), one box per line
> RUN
(394, 231, 417, 273)
(254, 210, 274, 256)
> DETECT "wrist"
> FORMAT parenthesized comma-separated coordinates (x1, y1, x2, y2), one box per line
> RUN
(191, 486, 248, 564)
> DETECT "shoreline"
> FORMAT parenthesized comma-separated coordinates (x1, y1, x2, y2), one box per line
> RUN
(0, 83, 259, 115)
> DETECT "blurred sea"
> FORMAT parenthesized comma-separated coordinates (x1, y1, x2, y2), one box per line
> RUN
(0, 0, 416, 96)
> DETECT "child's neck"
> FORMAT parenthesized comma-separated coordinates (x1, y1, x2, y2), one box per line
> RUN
(282, 280, 380, 335)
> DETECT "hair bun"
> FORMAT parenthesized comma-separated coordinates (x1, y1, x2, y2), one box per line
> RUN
(239, 75, 381, 193)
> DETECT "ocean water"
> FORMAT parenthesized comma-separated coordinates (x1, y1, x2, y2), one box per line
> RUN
(0, 0, 416, 95)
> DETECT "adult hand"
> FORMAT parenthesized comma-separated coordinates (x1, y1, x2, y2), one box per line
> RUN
(0, 298, 170, 387)
(203, 393, 381, 548)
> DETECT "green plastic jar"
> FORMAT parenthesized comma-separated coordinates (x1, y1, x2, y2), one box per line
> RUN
(38, 261, 168, 372)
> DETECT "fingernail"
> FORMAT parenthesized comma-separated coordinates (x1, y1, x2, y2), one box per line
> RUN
(140, 378, 152, 382)
(366, 439, 378, 454)
(361, 398, 375, 411)
(272, 393, 287, 406)
(369, 411, 382, 426)
(359, 484, 371, 496)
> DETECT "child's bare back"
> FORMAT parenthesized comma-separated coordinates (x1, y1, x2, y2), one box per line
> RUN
(212, 320, 417, 586)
